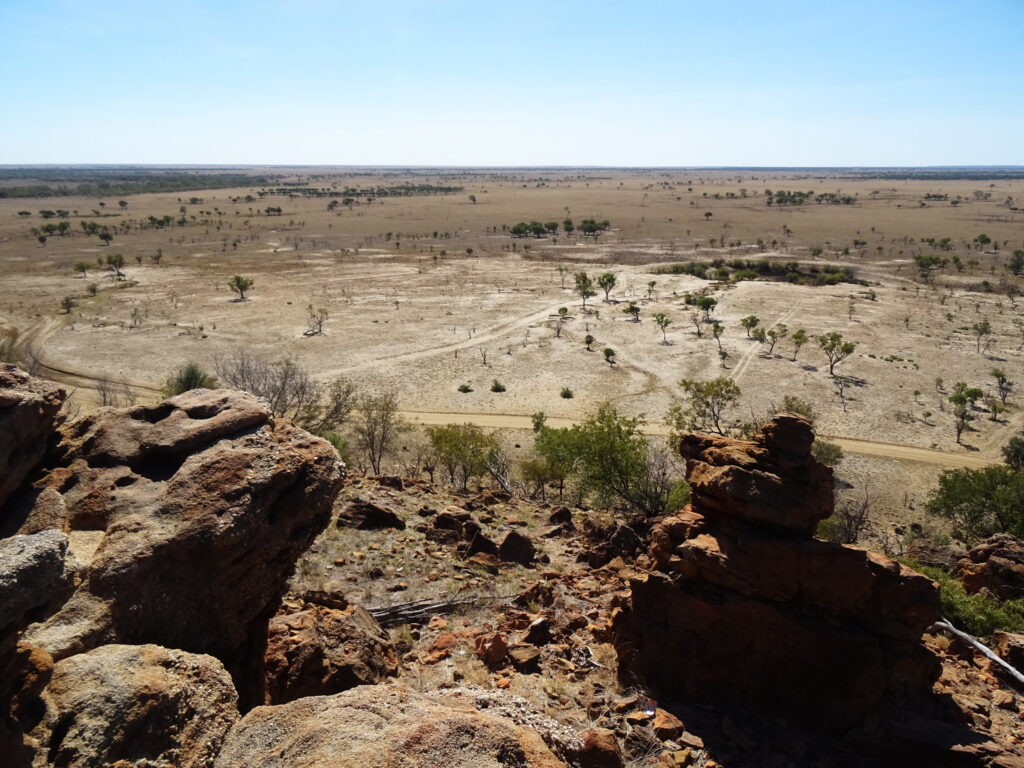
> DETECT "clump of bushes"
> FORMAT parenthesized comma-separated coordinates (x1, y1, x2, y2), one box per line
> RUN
(560, 387, 574, 399)
(905, 560, 1024, 637)
(490, 379, 506, 393)
(457, 383, 473, 393)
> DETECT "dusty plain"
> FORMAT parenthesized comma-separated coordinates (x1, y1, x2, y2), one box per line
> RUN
(2, 167, 1022, 537)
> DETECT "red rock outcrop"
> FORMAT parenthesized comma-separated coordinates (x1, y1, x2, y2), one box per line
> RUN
(614, 415, 941, 731)
(263, 599, 398, 704)
(955, 534, 1024, 601)
(0, 365, 65, 526)
(17, 388, 344, 708)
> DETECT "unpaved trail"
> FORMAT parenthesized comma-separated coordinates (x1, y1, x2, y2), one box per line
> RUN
(12, 312, 995, 471)
(318, 301, 566, 377)
(398, 409, 993, 469)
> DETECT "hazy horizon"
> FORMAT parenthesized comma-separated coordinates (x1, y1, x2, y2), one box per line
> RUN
(3, 0, 1022, 166)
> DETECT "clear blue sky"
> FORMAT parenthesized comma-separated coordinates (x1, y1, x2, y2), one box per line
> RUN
(2, 0, 1022, 165)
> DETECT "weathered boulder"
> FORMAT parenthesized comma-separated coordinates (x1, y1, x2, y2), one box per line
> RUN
(579, 727, 623, 768)
(955, 534, 1024, 601)
(29, 644, 237, 768)
(614, 416, 941, 731)
(499, 530, 536, 565)
(337, 498, 406, 530)
(263, 601, 398, 704)
(679, 413, 833, 534)
(0, 365, 65, 525)
(19, 389, 344, 708)
(0, 531, 75, 742)
(214, 684, 578, 768)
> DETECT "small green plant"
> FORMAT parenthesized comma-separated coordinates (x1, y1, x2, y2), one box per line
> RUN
(906, 561, 1024, 636)
(560, 387, 574, 399)
(457, 383, 473, 393)
(490, 379, 506, 393)
(163, 363, 217, 397)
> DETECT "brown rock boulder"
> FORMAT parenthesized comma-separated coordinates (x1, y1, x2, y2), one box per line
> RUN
(263, 602, 398, 704)
(338, 498, 406, 530)
(955, 534, 1024, 601)
(214, 685, 578, 768)
(29, 644, 238, 768)
(615, 416, 940, 732)
(499, 530, 536, 565)
(679, 413, 833, 533)
(993, 631, 1024, 670)
(20, 389, 344, 708)
(579, 727, 623, 768)
(0, 365, 65, 525)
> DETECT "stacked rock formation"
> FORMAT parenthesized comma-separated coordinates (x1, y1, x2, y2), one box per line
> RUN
(613, 414, 942, 731)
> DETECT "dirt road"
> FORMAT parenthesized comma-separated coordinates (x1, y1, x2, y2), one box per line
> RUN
(398, 409, 993, 469)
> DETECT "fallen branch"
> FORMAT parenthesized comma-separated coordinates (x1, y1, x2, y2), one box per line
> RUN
(930, 618, 1024, 688)
(368, 593, 514, 627)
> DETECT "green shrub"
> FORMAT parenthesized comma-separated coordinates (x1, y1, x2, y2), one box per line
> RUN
(457, 383, 473, 393)
(163, 363, 216, 397)
(490, 379, 506, 393)
(560, 387, 574, 399)
(905, 560, 1024, 636)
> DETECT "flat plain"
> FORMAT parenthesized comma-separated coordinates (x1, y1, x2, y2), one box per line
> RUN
(2, 167, 1022, 533)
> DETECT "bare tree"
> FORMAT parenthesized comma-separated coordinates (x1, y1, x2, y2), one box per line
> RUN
(353, 391, 408, 474)
(215, 351, 355, 434)
(306, 305, 328, 336)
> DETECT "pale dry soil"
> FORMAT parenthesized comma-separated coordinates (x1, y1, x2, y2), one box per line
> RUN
(1, 169, 1022, 532)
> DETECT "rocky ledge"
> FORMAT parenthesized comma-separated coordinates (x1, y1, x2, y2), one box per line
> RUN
(614, 414, 942, 731)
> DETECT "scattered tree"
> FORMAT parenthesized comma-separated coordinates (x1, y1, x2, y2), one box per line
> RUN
(791, 329, 808, 361)
(653, 312, 671, 343)
(972, 318, 992, 353)
(669, 377, 742, 435)
(992, 368, 1013, 405)
(597, 272, 617, 302)
(228, 274, 253, 300)
(623, 301, 641, 322)
(105, 253, 125, 280)
(603, 347, 617, 365)
(818, 331, 856, 375)
(574, 272, 597, 311)
(740, 315, 760, 338)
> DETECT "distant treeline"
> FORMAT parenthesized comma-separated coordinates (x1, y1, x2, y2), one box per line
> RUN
(0, 169, 268, 198)
(655, 258, 860, 286)
(258, 183, 463, 199)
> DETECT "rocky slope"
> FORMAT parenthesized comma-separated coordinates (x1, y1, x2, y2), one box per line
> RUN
(0, 368, 1021, 768)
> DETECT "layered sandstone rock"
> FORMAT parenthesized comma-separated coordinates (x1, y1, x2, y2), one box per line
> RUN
(263, 599, 398, 704)
(615, 415, 941, 731)
(215, 684, 578, 768)
(29, 644, 238, 768)
(955, 534, 1024, 601)
(0, 366, 65, 524)
(17, 388, 344, 707)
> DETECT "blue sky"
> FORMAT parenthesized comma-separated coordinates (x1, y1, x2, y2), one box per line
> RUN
(2, 0, 1022, 165)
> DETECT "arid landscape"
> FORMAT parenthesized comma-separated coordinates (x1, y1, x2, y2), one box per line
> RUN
(2, 166, 1022, 534)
